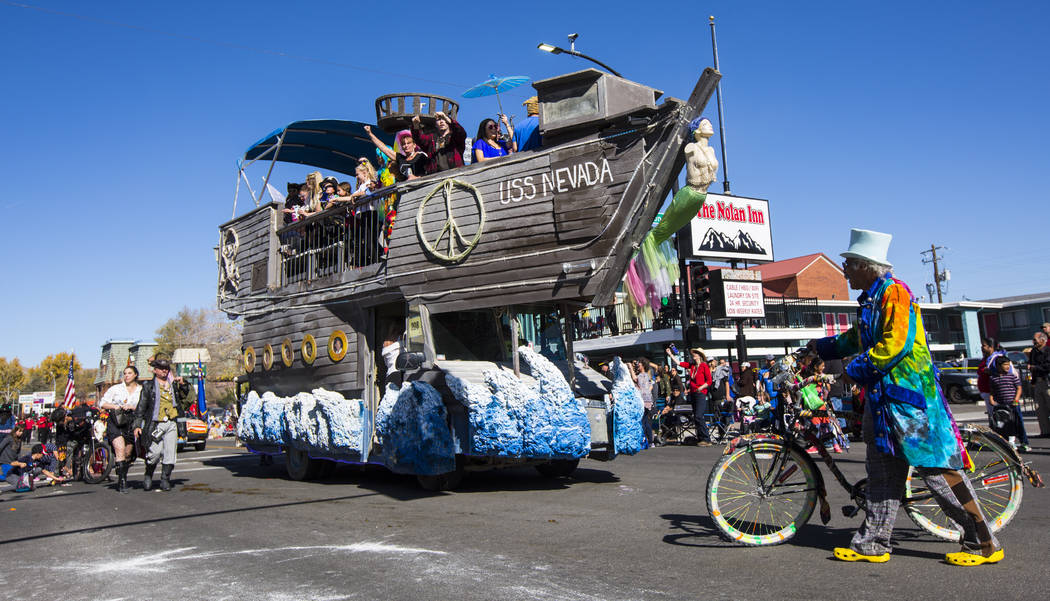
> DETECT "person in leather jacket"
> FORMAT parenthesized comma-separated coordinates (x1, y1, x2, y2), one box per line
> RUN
(132, 356, 191, 492)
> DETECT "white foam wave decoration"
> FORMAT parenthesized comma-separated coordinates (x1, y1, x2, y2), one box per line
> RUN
(445, 348, 591, 458)
(238, 389, 363, 456)
(610, 357, 645, 455)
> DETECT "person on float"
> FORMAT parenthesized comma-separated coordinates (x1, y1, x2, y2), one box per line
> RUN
(512, 96, 541, 152)
(133, 356, 191, 492)
(364, 125, 427, 181)
(99, 365, 142, 493)
(808, 228, 1002, 566)
(471, 116, 514, 162)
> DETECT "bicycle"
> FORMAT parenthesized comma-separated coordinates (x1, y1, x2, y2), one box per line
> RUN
(63, 419, 114, 484)
(705, 349, 1043, 546)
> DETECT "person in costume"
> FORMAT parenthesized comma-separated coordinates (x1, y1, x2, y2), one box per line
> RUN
(809, 228, 1002, 566)
(99, 365, 142, 493)
(364, 126, 427, 181)
(133, 356, 192, 492)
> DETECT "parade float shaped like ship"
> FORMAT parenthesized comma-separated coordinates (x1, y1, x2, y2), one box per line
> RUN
(220, 67, 719, 489)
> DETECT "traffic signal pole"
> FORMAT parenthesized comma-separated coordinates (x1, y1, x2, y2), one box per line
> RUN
(730, 260, 747, 365)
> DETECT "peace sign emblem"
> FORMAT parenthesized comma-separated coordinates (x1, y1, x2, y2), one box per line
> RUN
(416, 178, 486, 263)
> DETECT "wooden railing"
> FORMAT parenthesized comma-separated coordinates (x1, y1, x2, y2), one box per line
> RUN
(374, 93, 459, 133)
(276, 190, 395, 286)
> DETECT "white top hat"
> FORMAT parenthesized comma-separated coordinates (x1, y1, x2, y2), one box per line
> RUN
(840, 228, 893, 268)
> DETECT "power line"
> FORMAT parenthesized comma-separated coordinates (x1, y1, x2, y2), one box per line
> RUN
(1, 0, 475, 91)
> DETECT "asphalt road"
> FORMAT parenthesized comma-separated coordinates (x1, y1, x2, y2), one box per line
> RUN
(1, 432, 1048, 601)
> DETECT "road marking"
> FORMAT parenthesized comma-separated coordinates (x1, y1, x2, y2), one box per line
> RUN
(63, 541, 447, 574)
(126, 466, 228, 476)
(176, 452, 254, 461)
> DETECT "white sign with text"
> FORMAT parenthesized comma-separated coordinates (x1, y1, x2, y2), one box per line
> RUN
(688, 194, 774, 263)
(722, 281, 766, 318)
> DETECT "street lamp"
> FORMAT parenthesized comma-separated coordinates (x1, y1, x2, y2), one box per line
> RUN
(537, 33, 623, 78)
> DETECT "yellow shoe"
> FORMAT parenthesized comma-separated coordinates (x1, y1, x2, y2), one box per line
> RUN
(833, 547, 890, 563)
(945, 549, 1004, 566)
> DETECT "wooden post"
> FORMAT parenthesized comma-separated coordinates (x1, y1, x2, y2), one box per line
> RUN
(562, 303, 576, 394)
(511, 311, 520, 377)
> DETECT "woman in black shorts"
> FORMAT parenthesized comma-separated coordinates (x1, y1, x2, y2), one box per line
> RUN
(99, 366, 142, 493)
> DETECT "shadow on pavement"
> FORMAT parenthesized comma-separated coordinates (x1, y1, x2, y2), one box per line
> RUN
(217, 452, 618, 498)
(659, 513, 948, 560)
(0, 490, 381, 547)
(1, 490, 95, 503)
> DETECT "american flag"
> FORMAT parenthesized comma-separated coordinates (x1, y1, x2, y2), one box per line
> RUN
(61, 355, 77, 409)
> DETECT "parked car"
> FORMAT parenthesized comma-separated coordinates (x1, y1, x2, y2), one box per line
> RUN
(938, 358, 982, 404)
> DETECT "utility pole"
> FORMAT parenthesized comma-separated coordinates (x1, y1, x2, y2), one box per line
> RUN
(920, 245, 947, 303)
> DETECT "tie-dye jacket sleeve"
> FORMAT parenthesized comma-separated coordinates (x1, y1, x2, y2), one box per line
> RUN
(847, 284, 910, 385)
(815, 284, 909, 386)
(815, 325, 861, 362)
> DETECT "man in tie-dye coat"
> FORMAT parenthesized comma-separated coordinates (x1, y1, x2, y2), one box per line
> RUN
(809, 228, 1002, 566)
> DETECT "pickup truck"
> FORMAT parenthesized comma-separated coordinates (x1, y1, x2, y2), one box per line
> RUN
(936, 358, 982, 404)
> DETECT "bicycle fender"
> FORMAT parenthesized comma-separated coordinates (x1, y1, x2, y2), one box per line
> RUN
(724, 434, 833, 524)
(963, 424, 1044, 488)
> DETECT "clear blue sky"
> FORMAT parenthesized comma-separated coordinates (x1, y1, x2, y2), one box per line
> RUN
(2, 1, 1047, 367)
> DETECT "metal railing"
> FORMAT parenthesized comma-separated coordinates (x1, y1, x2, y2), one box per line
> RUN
(277, 192, 393, 286)
(571, 294, 822, 341)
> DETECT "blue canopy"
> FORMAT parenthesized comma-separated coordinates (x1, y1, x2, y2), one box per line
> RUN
(242, 119, 394, 176)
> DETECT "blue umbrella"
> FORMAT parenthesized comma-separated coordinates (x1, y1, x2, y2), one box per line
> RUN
(463, 74, 531, 117)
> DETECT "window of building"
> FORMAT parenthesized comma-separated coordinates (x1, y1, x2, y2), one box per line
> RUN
(946, 314, 963, 331)
(925, 313, 939, 330)
(838, 313, 850, 331)
(1000, 310, 1029, 329)
(803, 312, 823, 328)
(1042, 307, 1050, 325)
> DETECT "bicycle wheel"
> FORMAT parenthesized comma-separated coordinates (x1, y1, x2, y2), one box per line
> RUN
(82, 440, 113, 484)
(706, 440, 820, 546)
(904, 426, 1022, 541)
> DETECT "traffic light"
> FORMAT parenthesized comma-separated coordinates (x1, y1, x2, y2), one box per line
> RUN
(692, 263, 711, 314)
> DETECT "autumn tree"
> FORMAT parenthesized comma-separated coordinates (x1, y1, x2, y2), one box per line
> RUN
(155, 306, 243, 381)
(76, 367, 98, 399)
(0, 357, 27, 403)
(27, 353, 82, 399)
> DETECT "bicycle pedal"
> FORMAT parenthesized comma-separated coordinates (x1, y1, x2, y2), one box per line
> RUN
(842, 505, 859, 518)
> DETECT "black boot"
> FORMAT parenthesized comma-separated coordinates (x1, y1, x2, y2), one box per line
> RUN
(159, 464, 173, 492)
(117, 461, 129, 494)
(143, 463, 156, 491)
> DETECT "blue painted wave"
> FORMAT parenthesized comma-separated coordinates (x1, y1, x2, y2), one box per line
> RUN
(610, 357, 645, 455)
(444, 348, 591, 459)
(374, 381, 456, 476)
(237, 389, 364, 457)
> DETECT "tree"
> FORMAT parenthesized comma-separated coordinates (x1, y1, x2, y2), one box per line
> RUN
(28, 353, 82, 399)
(76, 368, 98, 400)
(0, 357, 27, 403)
(155, 306, 243, 381)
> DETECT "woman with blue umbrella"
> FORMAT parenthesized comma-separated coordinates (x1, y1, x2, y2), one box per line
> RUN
(472, 116, 514, 163)
(463, 74, 529, 162)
